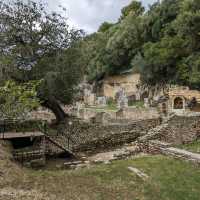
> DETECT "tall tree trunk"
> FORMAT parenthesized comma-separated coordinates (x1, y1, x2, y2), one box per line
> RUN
(41, 97, 68, 124)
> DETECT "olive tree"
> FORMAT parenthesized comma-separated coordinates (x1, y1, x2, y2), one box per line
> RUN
(0, 0, 84, 123)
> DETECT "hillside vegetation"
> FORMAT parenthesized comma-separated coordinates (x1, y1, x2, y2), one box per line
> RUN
(79, 0, 200, 91)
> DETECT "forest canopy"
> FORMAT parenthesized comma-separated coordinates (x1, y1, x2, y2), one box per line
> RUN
(79, 0, 200, 90)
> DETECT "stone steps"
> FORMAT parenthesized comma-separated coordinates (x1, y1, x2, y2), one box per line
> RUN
(138, 123, 168, 142)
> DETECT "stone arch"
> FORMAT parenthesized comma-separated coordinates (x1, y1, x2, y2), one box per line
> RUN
(173, 97, 184, 109)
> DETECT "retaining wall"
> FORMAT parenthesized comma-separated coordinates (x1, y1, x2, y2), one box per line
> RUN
(158, 116, 200, 144)
(66, 118, 161, 152)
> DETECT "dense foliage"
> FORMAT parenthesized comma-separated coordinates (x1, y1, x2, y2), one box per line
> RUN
(0, 80, 40, 119)
(79, 0, 200, 90)
(0, 0, 84, 122)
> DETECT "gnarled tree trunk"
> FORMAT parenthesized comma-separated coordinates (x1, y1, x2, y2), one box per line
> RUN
(41, 97, 68, 124)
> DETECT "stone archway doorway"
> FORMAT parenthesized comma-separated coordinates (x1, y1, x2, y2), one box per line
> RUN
(173, 97, 184, 109)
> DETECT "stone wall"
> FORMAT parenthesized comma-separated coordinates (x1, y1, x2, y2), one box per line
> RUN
(116, 107, 160, 121)
(157, 116, 200, 144)
(76, 108, 117, 123)
(77, 108, 97, 122)
(30, 110, 55, 122)
(66, 118, 161, 152)
(137, 140, 200, 165)
(74, 106, 161, 125)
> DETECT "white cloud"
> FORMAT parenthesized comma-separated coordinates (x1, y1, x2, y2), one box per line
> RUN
(28, 0, 157, 33)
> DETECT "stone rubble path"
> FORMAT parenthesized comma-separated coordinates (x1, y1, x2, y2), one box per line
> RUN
(88, 145, 142, 163)
(64, 145, 147, 170)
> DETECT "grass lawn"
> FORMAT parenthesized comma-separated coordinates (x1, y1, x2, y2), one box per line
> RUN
(86, 105, 118, 112)
(128, 100, 144, 108)
(12, 155, 200, 200)
(176, 140, 200, 154)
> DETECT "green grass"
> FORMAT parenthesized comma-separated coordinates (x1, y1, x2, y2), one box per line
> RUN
(176, 140, 200, 153)
(86, 105, 118, 112)
(128, 100, 144, 108)
(86, 100, 145, 113)
(13, 155, 200, 200)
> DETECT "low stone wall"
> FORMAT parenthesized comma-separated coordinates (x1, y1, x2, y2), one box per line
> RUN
(116, 107, 160, 121)
(137, 115, 200, 145)
(66, 118, 161, 152)
(78, 108, 97, 122)
(30, 110, 55, 122)
(137, 140, 200, 165)
(76, 108, 117, 124)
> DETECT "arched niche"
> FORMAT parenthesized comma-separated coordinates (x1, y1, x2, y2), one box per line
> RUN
(173, 96, 185, 110)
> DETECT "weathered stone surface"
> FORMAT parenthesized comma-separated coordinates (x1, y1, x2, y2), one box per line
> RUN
(138, 122, 168, 143)
(99, 73, 140, 99)
(63, 160, 85, 169)
(68, 119, 161, 152)
(116, 107, 160, 121)
(161, 147, 200, 164)
(138, 139, 200, 165)
(128, 166, 149, 180)
(94, 112, 111, 124)
(30, 158, 46, 168)
(158, 116, 200, 144)
(138, 115, 200, 145)
(88, 145, 139, 164)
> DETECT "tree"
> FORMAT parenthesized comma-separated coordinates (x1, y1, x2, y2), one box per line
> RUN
(76, 1, 146, 82)
(0, 0, 84, 123)
(141, 36, 186, 85)
(98, 22, 114, 33)
(140, 0, 200, 90)
(120, 0, 144, 20)
(173, 0, 200, 89)
(105, 3, 145, 74)
(79, 25, 118, 82)
(0, 80, 40, 119)
(76, 1, 147, 82)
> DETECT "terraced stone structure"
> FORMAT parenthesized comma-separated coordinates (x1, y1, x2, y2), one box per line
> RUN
(158, 116, 200, 144)
(62, 118, 161, 152)
(138, 115, 200, 145)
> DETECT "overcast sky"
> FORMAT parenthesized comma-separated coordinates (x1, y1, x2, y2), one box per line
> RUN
(34, 0, 157, 33)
